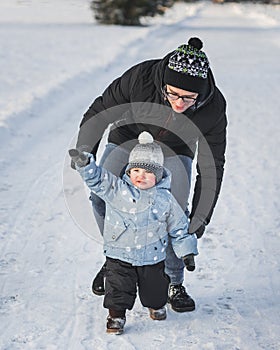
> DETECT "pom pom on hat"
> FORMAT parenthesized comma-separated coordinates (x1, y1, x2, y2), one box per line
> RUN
(138, 131, 154, 144)
(127, 132, 164, 183)
(163, 37, 210, 94)
(188, 37, 203, 50)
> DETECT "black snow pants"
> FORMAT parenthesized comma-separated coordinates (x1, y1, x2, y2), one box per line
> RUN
(104, 257, 170, 312)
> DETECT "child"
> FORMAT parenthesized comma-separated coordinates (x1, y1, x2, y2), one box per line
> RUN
(72, 131, 198, 335)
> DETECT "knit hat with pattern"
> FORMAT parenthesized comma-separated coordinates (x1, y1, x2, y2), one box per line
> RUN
(163, 37, 210, 94)
(127, 132, 164, 183)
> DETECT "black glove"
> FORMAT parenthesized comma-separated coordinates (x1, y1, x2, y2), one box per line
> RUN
(70, 145, 92, 169)
(183, 254, 195, 272)
(189, 217, 206, 239)
(69, 148, 90, 168)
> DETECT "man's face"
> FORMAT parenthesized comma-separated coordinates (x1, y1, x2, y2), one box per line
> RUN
(165, 85, 198, 113)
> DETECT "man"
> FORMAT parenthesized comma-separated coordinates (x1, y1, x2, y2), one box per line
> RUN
(75, 37, 227, 312)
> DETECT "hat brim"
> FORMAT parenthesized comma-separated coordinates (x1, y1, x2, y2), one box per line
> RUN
(126, 162, 163, 183)
(164, 66, 207, 94)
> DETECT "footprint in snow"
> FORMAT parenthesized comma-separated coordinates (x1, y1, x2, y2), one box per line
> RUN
(0, 253, 18, 274)
(0, 295, 22, 313)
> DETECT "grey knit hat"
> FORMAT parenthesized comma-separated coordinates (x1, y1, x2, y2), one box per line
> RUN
(164, 37, 210, 94)
(127, 132, 164, 183)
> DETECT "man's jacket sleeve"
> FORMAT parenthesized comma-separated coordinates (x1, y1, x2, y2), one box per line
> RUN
(190, 97, 227, 227)
(76, 65, 139, 156)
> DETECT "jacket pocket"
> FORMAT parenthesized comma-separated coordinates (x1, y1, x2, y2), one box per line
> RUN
(104, 221, 128, 243)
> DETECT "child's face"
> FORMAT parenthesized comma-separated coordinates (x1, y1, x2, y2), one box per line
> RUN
(129, 168, 156, 190)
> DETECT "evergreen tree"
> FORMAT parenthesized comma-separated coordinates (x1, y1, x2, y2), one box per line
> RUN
(90, 0, 175, 26)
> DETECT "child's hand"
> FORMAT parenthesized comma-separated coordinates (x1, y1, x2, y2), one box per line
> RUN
(69, 149, 89, 168)
(183, 254, 195, 272)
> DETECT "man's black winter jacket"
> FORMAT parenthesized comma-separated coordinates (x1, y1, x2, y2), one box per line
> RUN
(76, 53, 227, 228)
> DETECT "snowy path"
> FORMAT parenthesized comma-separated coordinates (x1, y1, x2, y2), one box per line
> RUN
(0, 1, 280, 349)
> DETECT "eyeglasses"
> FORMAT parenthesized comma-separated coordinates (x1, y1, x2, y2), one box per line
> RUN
(163, 86, 197, 104)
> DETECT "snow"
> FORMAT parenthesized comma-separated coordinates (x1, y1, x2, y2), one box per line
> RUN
(0, 1, 280, 349)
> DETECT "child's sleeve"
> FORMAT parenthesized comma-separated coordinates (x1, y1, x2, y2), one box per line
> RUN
(76, 153, 124, 203)
(167, 196, 198, 258)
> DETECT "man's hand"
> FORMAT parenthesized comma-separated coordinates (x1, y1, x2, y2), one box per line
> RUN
(183, 254, 195, 272)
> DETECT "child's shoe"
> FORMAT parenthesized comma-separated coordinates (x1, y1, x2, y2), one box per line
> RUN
(106, 315, 126, 335)
(149, 306, 167, 320)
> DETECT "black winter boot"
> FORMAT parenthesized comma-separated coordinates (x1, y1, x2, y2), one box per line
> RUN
(106, 309, 126, 335)
(149, 306, 167, 320)
(106, 316, 126, 335)
(92, 262, 106, 296)
(168, 284, 195, 312)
